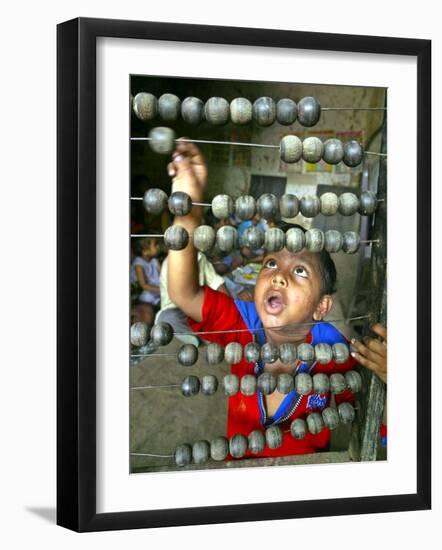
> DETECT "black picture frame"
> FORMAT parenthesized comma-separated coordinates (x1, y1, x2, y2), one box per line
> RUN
(57, 17, 431, 532)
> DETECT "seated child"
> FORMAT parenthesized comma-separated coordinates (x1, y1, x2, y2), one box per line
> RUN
(130, 237, 161, 325)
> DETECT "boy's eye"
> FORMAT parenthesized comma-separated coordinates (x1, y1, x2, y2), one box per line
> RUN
(264, 259, 277, 269)
(293, 266, 308, 278)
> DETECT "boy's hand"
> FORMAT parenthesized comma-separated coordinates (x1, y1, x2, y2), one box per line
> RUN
(167, 140, 208, 207)
(351, 324, 387, 384)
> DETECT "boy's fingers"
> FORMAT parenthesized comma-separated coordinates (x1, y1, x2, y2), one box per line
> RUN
(371, 323, 387, 342)
(351, 352, 387, 383)
(167, 161, 176, 177)
(362, 336, 386, 357)
(175, 138, 206, 165)
(351, 339, 385, 363)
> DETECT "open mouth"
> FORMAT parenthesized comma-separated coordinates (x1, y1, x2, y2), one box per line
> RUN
(264, 290, 285, 315)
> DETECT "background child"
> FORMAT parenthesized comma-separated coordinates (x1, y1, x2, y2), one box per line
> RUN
(130, 237, 161, 325)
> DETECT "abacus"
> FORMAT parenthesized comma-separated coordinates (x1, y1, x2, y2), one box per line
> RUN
(129, 76, 387, 473)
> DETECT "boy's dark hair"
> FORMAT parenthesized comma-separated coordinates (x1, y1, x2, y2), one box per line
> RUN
(275, 222, 337, 296)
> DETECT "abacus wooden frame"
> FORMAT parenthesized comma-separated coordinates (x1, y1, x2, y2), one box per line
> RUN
(57, 17, 431, 532)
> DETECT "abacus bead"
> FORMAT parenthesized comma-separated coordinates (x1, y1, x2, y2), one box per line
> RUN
(130, 322, 150, 347)
(212, 194, 234, 219)
(253, 97, 276, 126)
(244, 342, 261, 363)
(290, 418, 307, 440)
(201, 374, 219, 396)
(151, 322, 174, 346)
(325, 230, 343, 253)
(210, 436, 229, 461)
(338, 402, 355, 424)
(280, 194, 299, 218)
(225, 342, 243, 364)
(313, 372, 330, 394)
(343, 140, 363, 167)
(178, 344, 199, 367)
(302, 136, 324, 163)
(133, 92, 158, 121)
(193, 225, 216, 252)
(276, 98, 297, 125)
(143, 188, 168, 215)
(257, 372, 277, 395)
(205, 342, 225, 365)
(320, 192, 339, 216)
(164, 225, 189, 250)
(280, 135, 302, 163)
(332, 342, 349, 364)
(248, 430, 266, 454)
(323, 138, 344, 164)
(330, 373, 347, 394)
(322, 407, 340, 430)
(148, 126, 175, 155)
(297, 343, 315, 363)
(342, 231, 360, 254)
(223, 374, 240, 396)
(339, 192, 359, 216)
(305, 228, 325, 252)
(241, 226, 264, 250)
(277, 373, 294, 394)
(261, 342, 279, 364)
(230, 97, 253, 125)
(295, 373, 313, 395)
(193, 440, 210, 464)
(204, 97, 230, 125)
(240, 374, 257, 396)
(345, 370, 362, 393)
(315, 343, 333, 365)
(229, 434, 248, 458)
(265, 228, 285, 252)
(300, 195, 320, 218)
(181, 375, 200, 397)
(257, 193, 280, 220)
(279, 343, 297, 365)
(359, 190, 377, 215)
(158, 93, 181, 121)
(307, 412, 325, 434)
(266, 425, 283, 449)
(168, 191, 192, 216)
(235, 195, 256, 220)
(175, 444, 192, 467)
(286, 227, 305, 252)
(297, 96, 321, 127)
(216, 226, 238, 253)
(181, 96, 204, 125)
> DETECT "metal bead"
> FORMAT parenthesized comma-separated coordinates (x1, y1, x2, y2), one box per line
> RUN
(205, 342, 225, 365)
(313, 372, 330, 394)
(181, 375, 200, 397)
(339, 192, 359, 216)
(244, 342, 261, 363)
(359, 190, 377, 216)
(130, 322, 150, 347)
(193, 225, 216, 252)
(248, 430, 266, 454)
(280, 194, 299, 218)
(164, 225, 189, 250)
(150, 322, 174, 346)
(300, 195, 320, 218)
(290, 418, 307, 440)
(315, 343, 333, 365)
(253, 96, 276, 126)
(177, 344, 198, 367)
(325, 230, 343, 253)
(276, 98, 297, 125)
(192, 440, 210, 464)
(210, 436, 229, 461)
(295, 373, 313, 395)
(266, 425, 283, 449)
(204, 97, 230, 125)
(133, 92, 158, 121)
(212, 194, 234, 219)
(264, 227, 285, 252)
(277, 373, 294, 394)
(148, 126, 175, 155)
(307, 412, 325, 434)
(322, 407, 340, 430)
(323, 138, 344, 164)
(345, 370, 362, 393)
(235, 195, 256, 220)
(330, 373, 347, 394)
(201, 374, 219, 396)
(241, 226, 264, 250)
(175, 443, 192, 467)
(257, 372, 277, 395)
(225, 342, 243, 365)
(343, 140, 363, 167)
(297, 343, 315, 363)
(257, 193, 280, 220)
(230, 97, 252, 125)
(143, 188, 168, 215)
(168, 191, 192, 216)
(332, 342, 350, 364)
(297, 96, 321, 127)
(181, 97, 204, 125)
(342, 231, 360, 254)
(240, 374, 257, 396)
(302, 136, 324, 163)
(223, 374, 240, 396)
(279, 343, 297, 365)
(305, 228, 325, 252)
(261, 342, 279, 364)
(229, 434, 248, 458)
(216, 226, 238, 253)
(320, 192, 339, 216)
(158, 93, 181, 121)
(280, 135, 302, 163)
(338, 402, 355, 424)
(285, 227, 305, 253)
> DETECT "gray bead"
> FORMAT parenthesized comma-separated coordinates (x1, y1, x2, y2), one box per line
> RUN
(158, 93, 181, 121)
(192, 440, 210, 464)
(261, 342, 279, 364)
(150, 322, 174, 346)
(175, 443, 192, 467)
(280, 135, 302, 163)
(320, 192, 339, 216)
(148, 126, 175, 155)
(276, 98, 297, 125)
(143, 188, 168, 215)
(325, 230, 343, 253)
(257, 372, 277, 395)
(225, 342, 243, 364)
(323, 138, 344, 164)
(204, 97, 230, 125)
(342, 231, 360, 254)
(285, 227, 305, 253)
(290, 418, 307, 440)
(345, 370, 362, 393)
(168, 191, 192, 216)
(205, 342, 225, 365)
(295, 372, 313, 395)
(244, 342, 261, 363)
(343, 140, 363, 167)
(248, 430, 266, 454)
(210, 436, 229, 461)
(332, 342, 350, 364)
(338, 402, 355, 424)
(300, 195, 320, 218)
(181, 375, 200, 397)
(253, 97, 276, 126)
(279, 343, 297, 365)
(313, 372, 330, 394)
(329, 373, 347, 394)
(297, 96, 321, 127)
(302, 136, 324, 163)
(257, 193, 279, 220)
(193, 225, 216, 252)
(216, 226, 238, 253)
(133, 92, 158, 121)
(241, 226, 265, 250)
(307, 412, 325, 434)
(315, 343, 333, 365)
(264, 228, 285, 252)
(277, 373, 294, 394)
(230, 97, 253, 125)
(297, 343, 315, 363)
(130, 322, 150, 347)
(266, 425, 283, 449)
(235, 195, 256, 220)
(322, 407, 340, 430)
(223, 374, 240, 396)
(359, 190, 377, 216)
(229, 434, 248, 458)
(201, 374, 219, 396)
(212, 194, 234, 219)
(339, 192, 359, 216)
(177, 344, 198, 367)
(305, 228, 325, 252)
(280, 194, 299, 218)
(181, 96, 204, 125)
(240, 374, 257, 396)
(164, 225, 189, 250)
